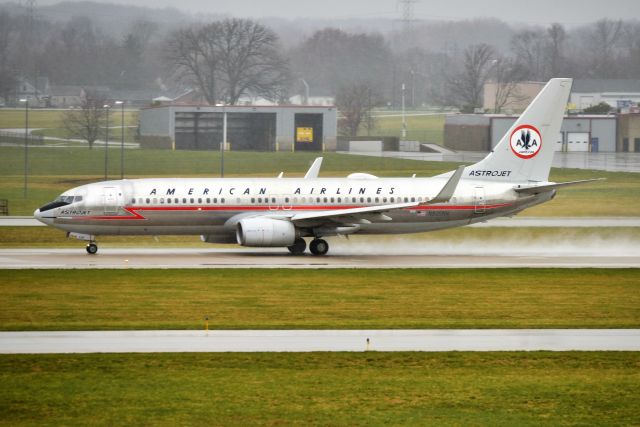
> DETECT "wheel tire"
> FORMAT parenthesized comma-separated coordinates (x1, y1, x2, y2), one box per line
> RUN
(287, 238, 307, 255)
(86, 243, 98, 255)
(309, 239, 329, 256)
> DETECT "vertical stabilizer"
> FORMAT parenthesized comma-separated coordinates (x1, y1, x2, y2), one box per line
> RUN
(465, 78, 572, 183)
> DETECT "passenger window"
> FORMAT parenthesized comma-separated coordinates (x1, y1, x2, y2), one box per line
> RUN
(375, 197, 379, 203)
(367, 197, 371, 203)
(189, 198, 194, 203)
(182, 198, 187, 203)
(330, 197, 334, 203)
(383, 197, 387, 203)
(285, 197, 290, 203)
(146, 198, 150, 204)
(160, 198, 165, 204)
(404, 197, 408, 202)
(411, 197, 416, 202)
(221, 198, 225, 203)
(271, 198, 276, 203)
(206, 198, 211, 204)
(167, 198, 172, 204)
(198, 198, 202, 203)
(391, 197, 395, 203)
(324, 197, 328, 203)
(352, 197, 356, 203)
(251, 198, 255, 203)
(316, 197, 320, 203)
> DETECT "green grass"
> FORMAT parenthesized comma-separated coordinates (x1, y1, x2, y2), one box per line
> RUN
(1, 109, 139, 146)
(371, 113, 446, 144)
(0, 269, 638, 330)
(0, 147, 637, 215)
(1, 352, 638, 426)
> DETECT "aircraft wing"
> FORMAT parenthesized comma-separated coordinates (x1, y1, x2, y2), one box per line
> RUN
(514, 178, 604, 195)
(290, 165, 464, 225)
(291, 201, 419, 224)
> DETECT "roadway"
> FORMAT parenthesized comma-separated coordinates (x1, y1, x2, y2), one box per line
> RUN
(1, 329, 638, 353)
(0, 248, 638, 268)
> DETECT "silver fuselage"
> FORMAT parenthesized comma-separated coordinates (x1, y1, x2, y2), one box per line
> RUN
(35, 176, 553, 240)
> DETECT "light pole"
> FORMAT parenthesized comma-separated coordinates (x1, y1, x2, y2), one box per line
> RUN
(115, 100, 124, 179)
(19, 99, 29, 197)
(217, 103, 227, 178)
(401, 83, 407, 139)
(300, 78, 310, 105)
(103, 104, 111, 180)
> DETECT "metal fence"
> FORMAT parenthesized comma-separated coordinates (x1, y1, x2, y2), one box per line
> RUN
(0, 131, 44, 145)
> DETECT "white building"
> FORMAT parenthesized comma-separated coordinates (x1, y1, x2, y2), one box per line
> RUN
(570, 79, 640, 109)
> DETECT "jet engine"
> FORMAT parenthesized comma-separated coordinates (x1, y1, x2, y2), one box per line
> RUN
(236, 218, 297, 247)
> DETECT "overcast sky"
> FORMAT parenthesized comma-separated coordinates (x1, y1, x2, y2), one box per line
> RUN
(20, 0, 640, 25)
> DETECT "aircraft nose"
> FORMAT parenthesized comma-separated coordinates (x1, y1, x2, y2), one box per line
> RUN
(34, 208, 52, 225)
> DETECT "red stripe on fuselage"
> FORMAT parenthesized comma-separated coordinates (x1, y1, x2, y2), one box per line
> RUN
(68, 203, 514, 221)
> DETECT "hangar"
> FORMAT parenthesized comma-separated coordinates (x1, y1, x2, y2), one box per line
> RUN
(443, 114, 637, 153)
(139, 105, 337, 152)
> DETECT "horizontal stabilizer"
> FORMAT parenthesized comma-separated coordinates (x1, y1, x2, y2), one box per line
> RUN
(427, 166, 464, 204)
(514, 178, 604, 195)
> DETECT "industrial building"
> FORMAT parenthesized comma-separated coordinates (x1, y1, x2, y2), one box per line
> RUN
(139, 104, 337, 152)
(444, 114, 640, 153)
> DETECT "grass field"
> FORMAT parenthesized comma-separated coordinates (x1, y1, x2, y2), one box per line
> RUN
(0, 108, 138, 133)
(0, 147, 636, 216)
(370, 113, 446, 144)
(0, 269, 638, 330)
(1, 352, 638, 426)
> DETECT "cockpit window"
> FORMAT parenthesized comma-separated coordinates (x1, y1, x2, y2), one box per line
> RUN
(39, 195, 78, 212)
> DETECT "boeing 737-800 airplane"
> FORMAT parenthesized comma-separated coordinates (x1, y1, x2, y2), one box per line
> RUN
(35, 78, 599, 255)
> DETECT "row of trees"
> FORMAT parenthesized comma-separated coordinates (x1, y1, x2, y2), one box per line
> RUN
(2, 4, 640, 137)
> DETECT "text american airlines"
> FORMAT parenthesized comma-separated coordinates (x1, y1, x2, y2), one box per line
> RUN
(35, 78, 600, 255)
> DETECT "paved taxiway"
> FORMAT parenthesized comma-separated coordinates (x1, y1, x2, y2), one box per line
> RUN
(1, 248, 638, 268)
(4, 216, 640, 227)
(2, 329, 638, 353)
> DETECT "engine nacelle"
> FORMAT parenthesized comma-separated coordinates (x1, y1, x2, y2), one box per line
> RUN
(236, 218, 297, 247)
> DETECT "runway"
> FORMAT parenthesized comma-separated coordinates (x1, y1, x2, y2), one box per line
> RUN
(1, 329, 638, 353)
(1, 248, 638, 268)
(3, 216, 640, 227)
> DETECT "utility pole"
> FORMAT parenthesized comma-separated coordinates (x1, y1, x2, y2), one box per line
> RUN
(401, 83, 407, 139)
(115, 101, 124, 179)
(398, 0, 419, 33)
(104, 105, 110, 180)
(20, 99, 29, 197)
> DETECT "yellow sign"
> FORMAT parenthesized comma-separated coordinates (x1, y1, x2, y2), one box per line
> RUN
(296, 127, 313, 143)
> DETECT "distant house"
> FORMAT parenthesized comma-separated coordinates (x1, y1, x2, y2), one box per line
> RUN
(289, 95, 335, 107)
(49, 86, 85, 108)
(14, 77, 50, 106)
(483, 81, 545, 113)
(570, 79, 640, 109)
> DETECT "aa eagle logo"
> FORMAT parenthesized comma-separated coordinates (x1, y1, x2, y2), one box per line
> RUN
(510, 125, 542, 159)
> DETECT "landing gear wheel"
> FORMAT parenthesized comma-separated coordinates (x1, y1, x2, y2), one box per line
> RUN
(309, 238, 329, 256)
(86, 243, 98, 255)
(287, 238, 307, 255)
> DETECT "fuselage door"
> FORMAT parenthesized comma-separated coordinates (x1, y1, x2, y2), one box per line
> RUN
(473, 186, 486, 214)
(103, 186, 119, 215)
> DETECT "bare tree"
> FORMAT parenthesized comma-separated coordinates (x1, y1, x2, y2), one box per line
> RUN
(336, 83, 381, 137)
(166, 18, 290, 105)
(492, 58, 528, 113)
(589, 19, 623, 76)
(546, 23, 567, 77)
(0, 10, 16, 103)
(448, 43, 495, 110)
(511, 30, 547, 80)
(62, 90, 107, 149)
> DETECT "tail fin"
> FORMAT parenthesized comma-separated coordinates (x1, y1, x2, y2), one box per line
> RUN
(465, 78, 572, 183)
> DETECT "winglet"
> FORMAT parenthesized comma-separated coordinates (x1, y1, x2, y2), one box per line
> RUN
(304, 157, 323, 179)
(427, 166, 465, 204)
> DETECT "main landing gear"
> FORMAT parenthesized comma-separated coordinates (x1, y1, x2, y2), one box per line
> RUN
(309, 238, 329, 256)
(86, 242, 98, 255)
(287, 238, 329, 256)
(287, 238, 307, 255)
